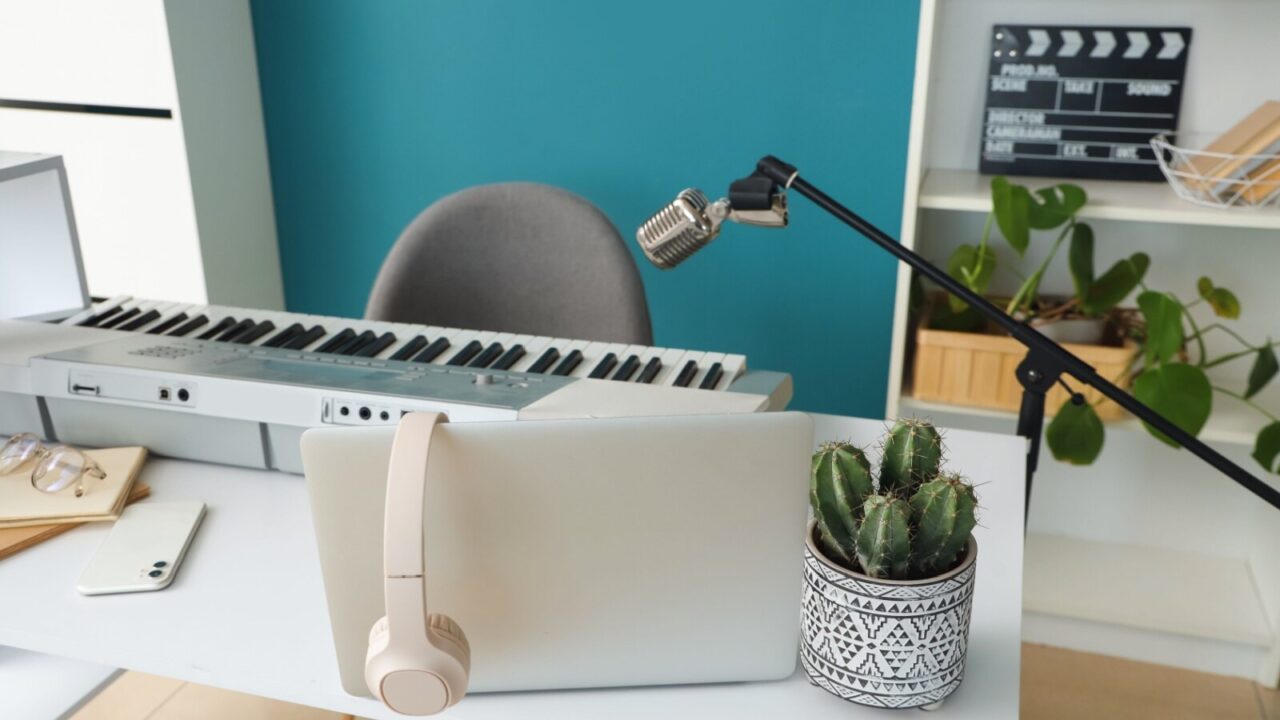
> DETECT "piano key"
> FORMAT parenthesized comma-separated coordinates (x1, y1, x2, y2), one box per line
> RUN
(446, 340, 484, 366)
(232, 320, 276, 345)
(468, 342, 505, 368)
(336, 329, 378, 355)
(355, 332, 398, 357)
(720, 353, 747, 384)
(197, 316, 238, 340)
(97, 306, 142, 330)
(262, 323, 306, 348)
(147, 312, 188, 335)
(63, 295, 130, 326)
(313, 328, 356, 354)
(588, 353, 619, 379)
(567, 342, 613, 379)
(551, 349, 583, 376)
(169, 315, 210, 337)
(651, 348, 694, 386)
(673, 359, 699, 388)
(284, 325, 327, 350)
(611, 354, 641, 382)
(637, 357, 663, 384)
(492, 344, 526, 370)
(117, 309, 161, 332)
(388, 335, 429, 361)
(699, 362, 725, 390)
(412, 337, 452, 363)
(527, 347, 561, 374)
(80, 304, 124, 327)
(214, 318, 257, 342)
(690, 352, 726, 389)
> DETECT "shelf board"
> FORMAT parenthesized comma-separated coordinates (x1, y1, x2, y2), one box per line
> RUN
(919, 168, 1280, 231)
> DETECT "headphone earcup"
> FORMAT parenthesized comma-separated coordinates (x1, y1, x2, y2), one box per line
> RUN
(368, 616, 390, 645)
(428, 613, 471, 673)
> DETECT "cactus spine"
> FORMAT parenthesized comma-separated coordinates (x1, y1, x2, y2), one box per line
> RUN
(809, 419, 978, 581)
(855, 494, 912, 579)
(810, 441, 873, 565)
(879, 418, 943, 494)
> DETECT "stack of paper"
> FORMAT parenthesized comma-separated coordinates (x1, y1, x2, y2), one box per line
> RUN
(0, 446, 148, 529)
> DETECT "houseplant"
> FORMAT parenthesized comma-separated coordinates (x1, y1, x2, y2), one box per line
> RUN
(801, 419, 978, 709)
(913, 177, 1144, 418)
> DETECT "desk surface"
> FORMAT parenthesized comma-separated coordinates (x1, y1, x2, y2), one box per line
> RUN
(0, 414, 1025, 719)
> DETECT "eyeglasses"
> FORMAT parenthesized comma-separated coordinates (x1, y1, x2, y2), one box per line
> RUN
(0, 433, 108, 497)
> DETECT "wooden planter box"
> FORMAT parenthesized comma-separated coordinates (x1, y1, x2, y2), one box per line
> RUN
(911, 317, 1137, 421)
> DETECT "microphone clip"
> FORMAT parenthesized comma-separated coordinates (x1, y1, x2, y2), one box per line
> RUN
(724, 174, 788, 229)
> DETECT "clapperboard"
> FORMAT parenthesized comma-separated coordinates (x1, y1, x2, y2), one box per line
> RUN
(980, 25, 1192, 181)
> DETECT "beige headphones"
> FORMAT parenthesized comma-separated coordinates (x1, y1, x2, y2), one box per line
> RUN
(365, 412, 471, 715)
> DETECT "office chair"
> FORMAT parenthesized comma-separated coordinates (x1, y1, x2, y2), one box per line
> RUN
(366, 183, 653, 345)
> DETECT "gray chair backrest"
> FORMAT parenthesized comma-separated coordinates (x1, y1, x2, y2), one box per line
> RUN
(366, 183, 653, 345)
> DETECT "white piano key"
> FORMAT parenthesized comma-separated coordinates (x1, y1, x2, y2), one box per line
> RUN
(648, 347, 690, 386)
(691, 352, 726, 390)
(662, 351, 707, 387)
(503, 334, 551, 372)
(720, 353, 747, 381)
(61, 295, 131, 326)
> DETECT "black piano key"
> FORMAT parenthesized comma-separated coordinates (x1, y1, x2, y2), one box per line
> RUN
(389, 335, 429, 361)
(551, 349, 583, 376)
(612, 355, 640, 382)
(467, 342, 505, 368)
(78, 304, 123, 327)
(168, 315, 210, 337)
(698, 362, 724, 390)
(313, 328, 356, 354)
(284, 324, 327, 350)
(232, 320, 276, 345)
(492, 344, 526, 370)
(336, 329, 378, 355)
(197, 317, 237, 340)
(355, 332, 398, 357)
(118, 309, 161, 332)
(411, 337, 451, 363)
(214, 318, 256, 342)
(528, 348, 560, 374)
(147, 313, 188, 335)
(637, 357, 662, 384)
(588, 353, 618, 379)
(446, 340, 484, 366)
(262, 323, 306, 348)
(674, 360, 699, 387)
(97, 307, 141, 329)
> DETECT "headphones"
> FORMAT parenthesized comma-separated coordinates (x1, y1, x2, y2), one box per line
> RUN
(365, 412, 471, 715)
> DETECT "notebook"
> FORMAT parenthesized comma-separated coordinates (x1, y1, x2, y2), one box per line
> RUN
(1186, 101, 1280, 190)
(0, 481, 150, 560)
(0, 446, 147, 528)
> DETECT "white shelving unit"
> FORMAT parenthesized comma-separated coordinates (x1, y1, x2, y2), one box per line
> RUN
(892, 0, 1280, 685)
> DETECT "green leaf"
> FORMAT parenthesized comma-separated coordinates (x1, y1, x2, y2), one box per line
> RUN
(929, 302, 985, 332)
(1068, 223, 1095, 299)
(1137, 291, 1184, 365)
(991, 177, 1030, 255)
(946, 243, 997, 312)
(1253, 422, 1280, 474)
(1133, 363, 1213, 447)
(1046, 399, 1105, 465)
(1081, 252, 1150, 316)
(1196, 276, 1242, 318)
(1246, 345, 1278, 399)
(1028, 183, 1087, 229)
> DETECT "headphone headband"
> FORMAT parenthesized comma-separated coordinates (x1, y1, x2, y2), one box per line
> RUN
(384, 412, 449, 582)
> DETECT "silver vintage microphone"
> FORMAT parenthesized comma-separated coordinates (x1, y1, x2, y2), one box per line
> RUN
(636, 186, 788, 269)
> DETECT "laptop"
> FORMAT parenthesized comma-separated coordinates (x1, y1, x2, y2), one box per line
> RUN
(301, 411, 813, 696)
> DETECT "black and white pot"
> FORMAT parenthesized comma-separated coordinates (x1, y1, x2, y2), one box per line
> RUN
(800, 520, 977, 709)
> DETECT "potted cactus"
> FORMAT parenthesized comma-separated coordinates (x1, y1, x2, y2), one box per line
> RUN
(801, 419, 978, 710)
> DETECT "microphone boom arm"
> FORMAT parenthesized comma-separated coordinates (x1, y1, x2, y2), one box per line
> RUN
(744, 155, 1280, 515)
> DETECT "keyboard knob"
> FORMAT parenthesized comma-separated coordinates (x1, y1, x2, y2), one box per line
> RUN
(473, 373, 494, 386)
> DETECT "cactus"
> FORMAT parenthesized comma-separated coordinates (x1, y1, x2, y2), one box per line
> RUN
(809, 419, 978, 581)
(855, 494, 912, 579)
(809, 441, 874, 565)
(909, 473, 978, 576)
(879, 418, 943, 494)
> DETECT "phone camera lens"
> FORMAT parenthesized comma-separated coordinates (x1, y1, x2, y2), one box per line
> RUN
(148, 569, 163, 578)
(153, 561, 168, 568)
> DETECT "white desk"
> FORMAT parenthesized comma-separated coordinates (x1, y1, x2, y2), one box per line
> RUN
(0, 415, 1025, 719)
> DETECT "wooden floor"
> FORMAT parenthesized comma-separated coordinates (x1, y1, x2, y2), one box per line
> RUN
(73, 644, 1279, 719)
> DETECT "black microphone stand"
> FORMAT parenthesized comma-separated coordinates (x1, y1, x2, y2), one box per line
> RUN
(741, 155, 1280, 517)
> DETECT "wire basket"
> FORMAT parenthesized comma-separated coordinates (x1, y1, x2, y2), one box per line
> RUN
(1151, 135, 1280, 209)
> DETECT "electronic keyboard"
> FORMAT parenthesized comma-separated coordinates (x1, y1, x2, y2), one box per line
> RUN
(0, 296, 791, 474)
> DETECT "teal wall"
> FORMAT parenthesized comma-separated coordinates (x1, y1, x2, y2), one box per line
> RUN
(249, 1, 919, 417)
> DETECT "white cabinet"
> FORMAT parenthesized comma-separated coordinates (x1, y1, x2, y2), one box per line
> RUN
(0, 0, 283, 309)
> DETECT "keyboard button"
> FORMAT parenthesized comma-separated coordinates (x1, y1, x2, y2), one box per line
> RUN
(263, 323, 305, 348)
(356, 332, 398, 357)
(233, 320, 276, 345)
(412, 337, 452, 363)
(389, 335, 429, 361)
(447, 340, 484, 366)
(284, 325, 327, 350)
(147, 312, 188, 335)
(674, 359, 699, 387)
(197, 317, 237, 340)
(492, 345, 526, 370)
(612, 355, 641, 381)
(551, 349, 583, 376)
(168, 315, 210, 337)
(638, 357, 663, 384)
(98, 307, 141, 329)
(337, 330, 378, 355)
(528, 347, 561, 374)
(118, 309, 161, 332)
(314, 328, 356, 354)
(588, 353, 618, 379)
(468, 342, 505, 368)
(699, 362, 724, 390)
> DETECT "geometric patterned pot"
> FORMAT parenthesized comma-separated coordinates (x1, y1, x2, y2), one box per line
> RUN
(800, 520, 977, 709)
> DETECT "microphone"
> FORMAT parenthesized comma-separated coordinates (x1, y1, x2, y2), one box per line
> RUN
(636, 178, 789, 270)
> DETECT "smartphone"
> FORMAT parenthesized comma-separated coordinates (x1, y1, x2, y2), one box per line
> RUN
(77, 501, 206, 595)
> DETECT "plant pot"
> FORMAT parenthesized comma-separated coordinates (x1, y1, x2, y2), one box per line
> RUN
(800, 520, 977, 709)
(1032, 317, 1106, 345)
(911, 301, 1136, 420)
